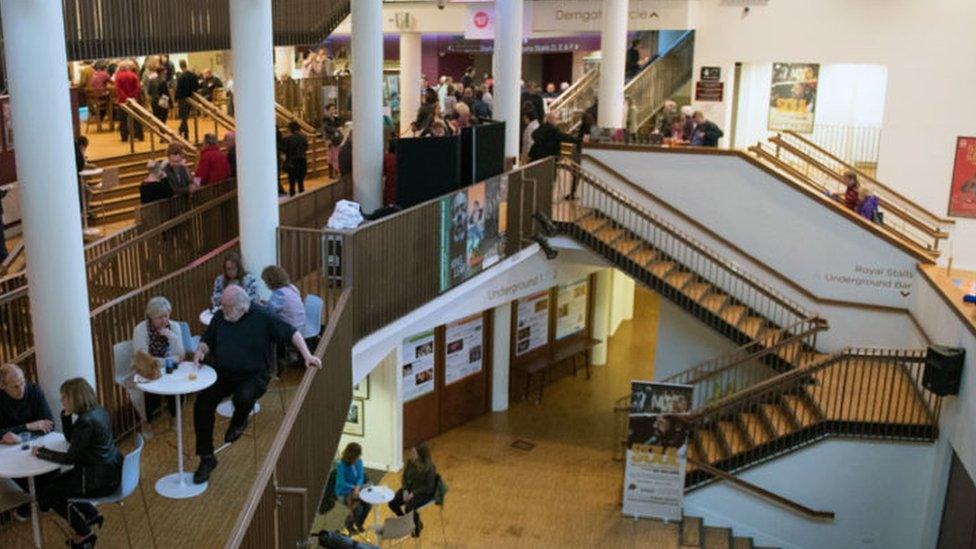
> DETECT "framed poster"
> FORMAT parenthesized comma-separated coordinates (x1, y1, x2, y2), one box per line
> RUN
(948, 136, 976, 218)
(401, 330, 436, 402)
(515, 291, 550, 357)
(344, 399, 364, 436)
(353, 376, 369, 400)
(439, 176, 508, 292)
(445, 314, 484, 385)
(767, 62, 819, 133)
(555, 279, 588, 340)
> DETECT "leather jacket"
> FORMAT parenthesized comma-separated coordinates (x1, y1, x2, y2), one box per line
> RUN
(38, 408, 122, 490)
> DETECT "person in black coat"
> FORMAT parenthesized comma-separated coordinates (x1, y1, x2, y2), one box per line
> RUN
(528, 112, 580, 163)
(1, 363, 55, 517)
(281, 121, 309, 196)
(36, 378, 122, 548)
(690, 111, 724, 147)
(626, 39, 641, 79)
(175, 60, 199, 140)
(521, 83, 546, 130)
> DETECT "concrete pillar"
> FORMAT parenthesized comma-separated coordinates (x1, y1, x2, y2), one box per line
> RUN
(0, 0, 96, 399)
(492, 0, 523, 160)
(399, 32, 423, 136)
(351, 0, 384, 212)
(597, 0, 628, 129)
(229, 0, 279, 283)
(274, 45, 296, 80)
(591, 269, 612, 365)
(491, 303, 512, 412)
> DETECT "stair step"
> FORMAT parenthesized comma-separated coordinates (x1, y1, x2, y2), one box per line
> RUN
(739, 412, 773, 446)
(684, 281, 712, 301)
(761, 403, 796, 437)
(577, 214, 610, 233)
(612, 237, 642, 255)
(594, 225, 626, 244)
(681, 516, 703, 548)
(732, 537, 754, 549)
(700, 292, 729, 314)
(703, 526, 732, 549)
(666, 270, 694, 290)
(648, 260, 676, 278)
(694, 428, 726, 463)
(738, 316, 766, 339)
(717, 420, 750, 456)
(798, 351, 827, 367)
(756, 327, 783, 347)
(720, 305, 747, 327)
(775, 341, 802, 364)
(782, 394, 818, 428)
(628, 246, 657, 267)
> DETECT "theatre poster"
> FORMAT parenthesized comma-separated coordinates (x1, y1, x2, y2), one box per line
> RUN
(623, 381, 693, 521)
(948, 136, 976, 218)
(445, 315, 484, 385)
(515, 291, 549, 357)
(555, 278, 588, 340)
(401, 330, 436, 402)
(767, 62, 819, 133)
(439, 176, 509, 292)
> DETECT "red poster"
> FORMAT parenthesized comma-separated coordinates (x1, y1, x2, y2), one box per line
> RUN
(948, 137, 976, 218)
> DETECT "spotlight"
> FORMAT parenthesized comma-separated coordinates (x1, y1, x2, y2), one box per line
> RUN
(532, 211, 558, 237)
(531, 234, 559, 260)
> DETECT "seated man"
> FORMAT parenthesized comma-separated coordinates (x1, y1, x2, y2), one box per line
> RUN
(191, 285, 320, 484)
(0, 363, 55, 520)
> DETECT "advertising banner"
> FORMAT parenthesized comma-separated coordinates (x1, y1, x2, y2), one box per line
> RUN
(555, 278, 588, 340)
(464, 5, 495, 40)
(445, 314, 484, 385)
(622, 381, 693, 521)
(515, 291, 550, 357)
(439, 176, 508, 292)
(401, 330, 436, 402)
(767, 62, 819, 133)
(948, 136, 976, 218)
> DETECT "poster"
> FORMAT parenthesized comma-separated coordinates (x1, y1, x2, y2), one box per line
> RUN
(439, 176, 508, 292)
(344, 399, 364, 436)
(401, 330, 436, 402)
(767, 62, 819, 133)
(555, 279, 588, 340)
(948, 136, 976, 218)
(515, 291, 549, 357)
(445, 314, 484, 385)
(623, 381, 693, 521)
(1, 97, 12, 151)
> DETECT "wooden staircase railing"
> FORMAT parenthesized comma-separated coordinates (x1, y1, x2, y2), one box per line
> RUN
(119, 98, 198, 156)
(623, 30, 695, 132)
(551, 66, 600, 132)
(188, 92, 237, 141)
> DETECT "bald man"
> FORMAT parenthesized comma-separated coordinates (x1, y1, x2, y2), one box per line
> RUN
(0, 363, 54, 444)
(191, 285, 320, 484)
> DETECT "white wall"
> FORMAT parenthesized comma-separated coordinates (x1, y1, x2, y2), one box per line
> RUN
(338, 348, 402, 472)
(686, 0, 976, 269)
(654, 299, 737, 381)
(685, 439, 939, 549)
(609, 268, 636, 335)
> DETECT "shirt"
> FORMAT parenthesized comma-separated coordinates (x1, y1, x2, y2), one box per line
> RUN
(201, 307, 295, 378)
(335, 459, 364, 498)
(268, 285, 305, 330)
(114, 70, 141, 105)
(0, 383, 54, 436)
(211, 273, 261, 309)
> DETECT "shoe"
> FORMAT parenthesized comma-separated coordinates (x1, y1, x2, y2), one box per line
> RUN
(193, 455, 218, 484)
(86, 514, 104, 529)
(224, 420, 248, 444)
(13, 504, 29, 522)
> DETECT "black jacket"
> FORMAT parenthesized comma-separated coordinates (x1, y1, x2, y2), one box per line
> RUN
(38, 408, 122, 488)
(694, 121, 724, 147)
(0, 382, 53, 436)
(175, 70, 199, 100)
(528, 123, 579, 162)
(521, 91, 545, 123)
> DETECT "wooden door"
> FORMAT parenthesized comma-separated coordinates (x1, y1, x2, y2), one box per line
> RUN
(938, 451, 976, 549)
(439, 312, 493, 432)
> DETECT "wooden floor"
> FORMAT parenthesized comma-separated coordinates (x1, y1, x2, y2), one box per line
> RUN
(310, 288, 679, 548)
(83, 112, 233, 161)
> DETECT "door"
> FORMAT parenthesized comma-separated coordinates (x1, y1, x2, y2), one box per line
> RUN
(937, 451, 976, 549)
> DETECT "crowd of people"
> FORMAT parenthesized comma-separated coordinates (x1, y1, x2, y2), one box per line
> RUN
(652, 101, 724, 147)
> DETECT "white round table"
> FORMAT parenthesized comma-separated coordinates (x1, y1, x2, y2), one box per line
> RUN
(359, 485, 395, 536)
(0, 432, 68, 548)
(199, 309, 215, 326)
(138, 362, 216, 499)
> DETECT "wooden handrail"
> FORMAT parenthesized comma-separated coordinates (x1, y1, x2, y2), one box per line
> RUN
(0, 241, 24, 275)
(189, 92, 236, 131)
(686, 458, 836, 520)
(782, 130, 954, 226)
(121, 99, 198, 154)
(274, 102, 317, 135)
(549, 67, 599, 114)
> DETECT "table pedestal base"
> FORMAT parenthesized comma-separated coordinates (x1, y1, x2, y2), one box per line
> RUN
(155, 472, 207, 499)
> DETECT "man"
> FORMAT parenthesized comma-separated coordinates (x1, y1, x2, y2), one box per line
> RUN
(461, 66, 475, 89)
(199, 68, 223, 102)
(543, 82, 558, 99)
(1, 363, 55, 520)
(471, 88, 492, 120)
(690, 111, 724, 147)
(626, 39, 641, 79)
(191, 286, 321, 483)
(114, 61, 144, 142)
(657, 100, 678, 137)
(175, 60, 199, 139)
(521, 82, 546, 124)
(528, 111, 580, 163)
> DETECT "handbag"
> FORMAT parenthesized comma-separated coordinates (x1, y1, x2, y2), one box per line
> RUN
(157, 93, 171, 110)
(133, 349, 161, 380)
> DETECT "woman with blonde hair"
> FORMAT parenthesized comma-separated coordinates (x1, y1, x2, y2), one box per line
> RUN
(128, 296, 184, 436)
(36, 378, 122, 548)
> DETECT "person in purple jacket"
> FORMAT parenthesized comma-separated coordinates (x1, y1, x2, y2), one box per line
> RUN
(856, 186, 880, 223)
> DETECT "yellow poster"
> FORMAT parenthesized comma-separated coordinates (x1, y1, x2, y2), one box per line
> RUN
(767, 62, 819, 134)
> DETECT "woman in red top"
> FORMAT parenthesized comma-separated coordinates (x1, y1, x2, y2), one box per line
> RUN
(841, 171, 860, 210)
(195, 133, 232, 185)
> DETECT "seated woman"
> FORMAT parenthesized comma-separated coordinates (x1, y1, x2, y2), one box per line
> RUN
(261, 266, 304, 330)
(336, 442, 371, 534)
(161, 143, 194, 196)
(36, 378, 123, 549)
(211, 251, 260, 310)
(389, 442, 437, 537)
(128, 297, 184, 437)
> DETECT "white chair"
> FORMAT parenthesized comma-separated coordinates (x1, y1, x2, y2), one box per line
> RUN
(372, 511, 416, 546)
(66, 434, 157, 548)
(301, 294, 325, 339)
(112, 341, 134, 387)
(0, 477, 30, 536)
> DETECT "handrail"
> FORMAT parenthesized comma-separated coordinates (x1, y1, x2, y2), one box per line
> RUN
(0, 240, 24, 275)
(275, 102, 317, 135)
(552, 67, 600, 133)
(549, 66, 598, 116)
(189, 92, 236, 131)
(781, 130, 954, 227)
(121, 98, 198, 155)
(623, 30, 695, 131)
(686, 458, 836, 520)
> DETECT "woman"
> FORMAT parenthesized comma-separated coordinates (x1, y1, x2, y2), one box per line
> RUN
(856, 185, 880, 222)
(148, 66, 170, 123)
(335, 442, 370, 534)
(36, 378, 122, 548)
(211, 251, 260, 309)
(388, 442, 437, 536)
(451, 102, 473, 133)
(162, 143, 193, 195)
(261, 266, 304, 331)
(129, 297, 184, 436)
(195, 133, 231, 185)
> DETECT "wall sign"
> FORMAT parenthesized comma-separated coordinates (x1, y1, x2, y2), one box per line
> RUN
(464, 5, 495, 40)
(515, 291, 549, 356)
(767, 62, 819, 133)
(531, 1, 689, 32)
(700, 66, 721, 82)
(445, 314, 484, 385)
(695, 81, 724, 102)
(555, 279, 588, 340)
(401, 330, 436, 402)
(948, 136, 976, 218)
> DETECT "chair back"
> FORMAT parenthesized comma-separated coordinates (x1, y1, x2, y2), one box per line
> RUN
(101, 167, 121, 190)
(177, 321, 195, 357)
(118, 434, 146, 500)
(379, 511, 415, 541)
(301, 294, 324, 339)
(112, 341, 135, 385)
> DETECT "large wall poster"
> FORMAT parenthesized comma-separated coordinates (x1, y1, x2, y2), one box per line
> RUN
(439, 176, 509, 292)
(401, 330, 436, 403)
(767, 62, 819, 133)
(948, 136, 976, 218)
(445, 314, 484, 385)
(555, 278, 588, 340)
(515, 291, 550, 357)
(623, 381, 693, 522)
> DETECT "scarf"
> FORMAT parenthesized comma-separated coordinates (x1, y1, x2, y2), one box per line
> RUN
(147, 322, 170, 358)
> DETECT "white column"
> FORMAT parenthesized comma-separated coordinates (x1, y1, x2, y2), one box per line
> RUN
(590, 269, 612, 365)
(491, 303, 512, 412)
(597, 0, 629, 129)
(0, 0, 96, 398)
(351, 0, 384, 212)
(493, 0, 523, 161)
(399, 32, 422, 136)
(273, 46, 296, 79)
(229, 0, 279, 281)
